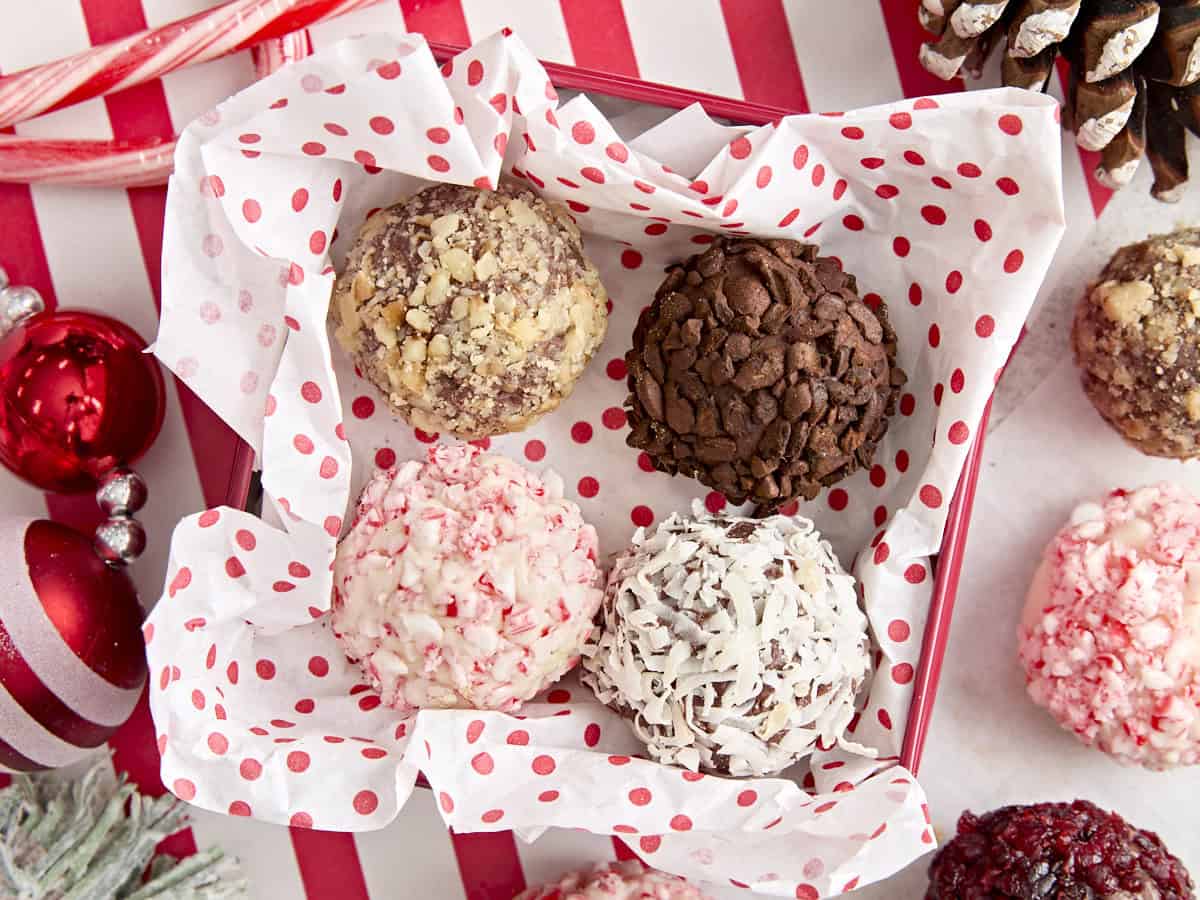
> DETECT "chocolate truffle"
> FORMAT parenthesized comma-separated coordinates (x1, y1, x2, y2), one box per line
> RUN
(516, 861, 711, 900)
(1073, 227, 1200, 458)
(1020, 483, 1200, 770)
(331, 444, 603, 713)
(624, 237, 904, 512)
(581, 507, 871, 777)
(926, 800, 1194, 900)
(331, 182, 608, 439)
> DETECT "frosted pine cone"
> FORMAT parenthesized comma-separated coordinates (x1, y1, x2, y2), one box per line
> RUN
(918, 0, 1200, 200)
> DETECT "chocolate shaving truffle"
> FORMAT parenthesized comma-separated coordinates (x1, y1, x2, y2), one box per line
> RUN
(1073, 227, 1200, 457)
(581, 508, 872, 777)
(331, 182, 608, 439)
(624, 238, 904, 513)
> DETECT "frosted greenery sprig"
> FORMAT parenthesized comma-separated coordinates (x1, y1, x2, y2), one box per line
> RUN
(0, 761, 247, 899)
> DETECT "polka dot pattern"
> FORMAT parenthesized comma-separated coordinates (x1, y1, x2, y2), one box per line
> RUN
(151, 37, 1060, 886)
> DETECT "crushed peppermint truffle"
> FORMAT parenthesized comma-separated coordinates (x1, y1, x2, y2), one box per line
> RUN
(1020, 482, 1200, 770)
(581, 506, 872, 777)
(331, 443, 603, 713)
(516, 860, 711, 900)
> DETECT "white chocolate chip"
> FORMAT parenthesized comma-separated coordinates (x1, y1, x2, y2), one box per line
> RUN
(494, 292, 515, 315)
(507, 198, 539, 229)
(401, 336, 427, 362)
(468, 296, 493, 328)
(405, 308, 434, 333)
(430, 213, 460, 244)
(509, 317, 540, 345)
(428, 270, 450, 306)
(440, 248, 474, 283)
(1095, 279, 1155, 326)
(373, 320, 398, 348)
(474, 251, 499, 282)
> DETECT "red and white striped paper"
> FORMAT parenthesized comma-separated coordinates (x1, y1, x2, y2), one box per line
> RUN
(0, 2, 1114, 898)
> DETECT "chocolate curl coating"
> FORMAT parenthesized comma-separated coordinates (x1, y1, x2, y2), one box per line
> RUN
(1071, 0, 1161, 83)
(1003, 44, 1057, 88)
(1097, 74, 1148, 187)
(1007, 0, 1082, 57)
(1142, 0, 1200, 85)
(951, 0, 1012, 38)
(1146, 81, 1190, 198)
(624, 239, 903, 513)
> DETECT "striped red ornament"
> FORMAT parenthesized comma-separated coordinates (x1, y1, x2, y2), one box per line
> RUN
(0, 515, 145, 771)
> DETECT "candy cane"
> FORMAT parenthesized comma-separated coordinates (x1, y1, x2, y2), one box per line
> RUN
(0, 0, 385, 186)
(0, 33, 305, 187)
(0, 0, 381, 130)
(0, 135, 177, 188)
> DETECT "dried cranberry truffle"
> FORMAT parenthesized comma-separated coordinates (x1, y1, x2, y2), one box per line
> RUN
(331, 182, 608, 439)
(516, 861, 711, 900)
(624, 237, 904, 512)
(1020, 483, 1200, 770)
(926, 800, 1194, 900)
(331, 444, 603, 712)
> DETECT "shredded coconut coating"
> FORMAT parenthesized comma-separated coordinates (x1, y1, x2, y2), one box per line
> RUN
(581, 506, 871, 777)
(1020, 483, 1200, 770)
(331, 444, 603, 713)
(516, 861, 711, 900)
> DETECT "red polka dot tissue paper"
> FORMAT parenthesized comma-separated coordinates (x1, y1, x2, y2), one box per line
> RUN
(147, 29, 1065, 898)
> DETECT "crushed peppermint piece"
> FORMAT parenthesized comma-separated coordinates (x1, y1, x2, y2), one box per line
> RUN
(581, 505, 872, 777)
(332, 444, 603, 713)
(1020, 482, 1200, 770)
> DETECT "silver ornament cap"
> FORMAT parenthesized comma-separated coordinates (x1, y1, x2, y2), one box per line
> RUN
(96, 467, 149, 517)
(0, 284, 46, 338)
(94, 517, 147, 567)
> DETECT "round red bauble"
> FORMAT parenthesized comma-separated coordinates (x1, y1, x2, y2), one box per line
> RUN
(0, 515, 146, 771)
(0, 310, 165, 493)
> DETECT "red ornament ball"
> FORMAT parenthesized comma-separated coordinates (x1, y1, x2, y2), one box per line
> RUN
(0, 515, 146, 770)
(0, 310, 165, 492)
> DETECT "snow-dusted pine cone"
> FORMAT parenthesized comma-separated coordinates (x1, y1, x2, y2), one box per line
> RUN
(918, 0, 1200, 200)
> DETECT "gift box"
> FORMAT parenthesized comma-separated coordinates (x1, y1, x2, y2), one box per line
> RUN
(147, 29, 1065, 897)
